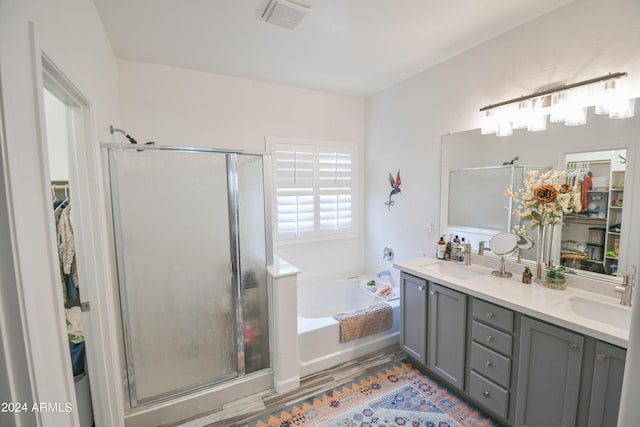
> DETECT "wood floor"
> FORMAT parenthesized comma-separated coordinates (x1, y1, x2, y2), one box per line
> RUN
(167, 345, 406, 427)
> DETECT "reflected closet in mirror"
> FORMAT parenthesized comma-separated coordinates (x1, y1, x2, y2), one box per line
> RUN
(561, 149, 627, 276)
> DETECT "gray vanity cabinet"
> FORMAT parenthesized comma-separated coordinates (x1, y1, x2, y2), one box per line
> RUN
(586, 341, 626, 427)
(400, 272, 428, 365)
(515, 316, 584, 427)
(468, 299, 517, 422)
(428, 282, 467, 390)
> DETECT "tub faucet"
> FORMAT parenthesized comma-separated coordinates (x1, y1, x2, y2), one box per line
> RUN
(615, 268, 635, 306)
(377, 270, 391, 278)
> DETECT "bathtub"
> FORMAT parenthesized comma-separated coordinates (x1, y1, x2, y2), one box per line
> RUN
(297, 275, 400, 377)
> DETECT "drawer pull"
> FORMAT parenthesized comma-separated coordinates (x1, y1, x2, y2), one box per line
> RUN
(418, 286, 425, 291)
(430, 290, 438, 295)
(569, 343, 578, 351)
(485, 335, 493, 342)
(486, 312, 494, 319)
(484, 360, 492, 367)
(596, 353, 607, 362)
(482, 390, 490, 397)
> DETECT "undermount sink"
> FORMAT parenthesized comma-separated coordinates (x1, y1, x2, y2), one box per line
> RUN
(421, 263, 484, 280)
(552, 296, 632, 330)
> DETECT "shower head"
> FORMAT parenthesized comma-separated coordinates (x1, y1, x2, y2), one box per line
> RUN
(110, 125, 155, 147)
(503, 156, 519, 165)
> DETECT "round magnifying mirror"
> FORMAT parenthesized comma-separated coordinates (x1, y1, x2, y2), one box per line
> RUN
(490, 232, 518, 278)
(490, 232, 518, 256)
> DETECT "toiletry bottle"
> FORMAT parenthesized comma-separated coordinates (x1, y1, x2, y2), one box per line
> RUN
(445, 241, 452, 261)
(459, 237, 466, 262)
(437, 236, 446, 259)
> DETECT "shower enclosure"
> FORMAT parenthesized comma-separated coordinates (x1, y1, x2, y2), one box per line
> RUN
(106, 144, 271, 407)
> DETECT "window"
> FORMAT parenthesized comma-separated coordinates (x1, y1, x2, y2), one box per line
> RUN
(270, 140, 356, 240)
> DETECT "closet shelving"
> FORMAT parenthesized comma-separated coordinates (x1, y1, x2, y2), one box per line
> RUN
(561, 152, 626, 276)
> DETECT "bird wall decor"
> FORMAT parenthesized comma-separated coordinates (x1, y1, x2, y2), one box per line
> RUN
(385, 170, 401, 210)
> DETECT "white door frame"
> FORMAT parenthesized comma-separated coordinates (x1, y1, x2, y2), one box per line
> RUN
(5, 23, 126, 426)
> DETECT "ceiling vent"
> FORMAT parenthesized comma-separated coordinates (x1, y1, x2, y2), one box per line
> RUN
(261, 0, 310, 29)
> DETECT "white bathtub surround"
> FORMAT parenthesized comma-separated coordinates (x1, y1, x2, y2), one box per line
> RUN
(394, 257, 630, 348)
(297, 276, 400, 377)
(267, 257, 301, 394)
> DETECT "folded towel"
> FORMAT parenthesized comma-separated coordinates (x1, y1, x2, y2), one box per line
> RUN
(333, 302, 393, 343)
(66, 306, 85, 344)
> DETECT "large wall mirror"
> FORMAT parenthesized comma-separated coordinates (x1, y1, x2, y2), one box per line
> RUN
(441, 100, 639, 283)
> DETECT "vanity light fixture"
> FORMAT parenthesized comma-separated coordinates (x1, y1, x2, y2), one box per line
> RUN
(480, 72, 633, 136)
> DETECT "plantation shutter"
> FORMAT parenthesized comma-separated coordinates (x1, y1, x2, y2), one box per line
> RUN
(273, 144, 314, 237)
(318, 147, 353, 232)
(271, 141, 355, 240)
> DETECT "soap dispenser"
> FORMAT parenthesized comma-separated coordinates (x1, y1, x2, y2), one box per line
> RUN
(437, 236, 446, 259)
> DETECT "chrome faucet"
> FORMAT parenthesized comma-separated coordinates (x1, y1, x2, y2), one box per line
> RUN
(462, 243, 472, 266)
(615, 268, 635, 306)
(478, 241, 491, 256)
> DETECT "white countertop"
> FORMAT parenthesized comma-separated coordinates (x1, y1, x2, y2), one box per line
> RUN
(394, 257, 631, 348)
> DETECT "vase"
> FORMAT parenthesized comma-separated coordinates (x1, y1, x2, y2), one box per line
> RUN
(543, 278, 567, 290)
(534, 226, 546, 283)
(534, 223, 557, 283)
(544, 223, 554, 268)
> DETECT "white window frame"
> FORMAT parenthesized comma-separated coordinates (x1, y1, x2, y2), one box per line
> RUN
(267, 138, 358, 243)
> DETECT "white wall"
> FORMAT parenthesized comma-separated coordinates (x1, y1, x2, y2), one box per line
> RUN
(116, 60, 366, 281)
(365, 0, 640, 424)
(0, 0, 122, 425)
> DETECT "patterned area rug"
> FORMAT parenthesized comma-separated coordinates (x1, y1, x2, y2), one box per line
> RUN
(236, 362, 503, 427)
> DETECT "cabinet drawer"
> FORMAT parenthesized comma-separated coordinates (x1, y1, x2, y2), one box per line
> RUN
(472, 320, 512, 356)
(469, 370, 509, 419)
(471, 342, 511, 388)
(473, 299, 514, 332)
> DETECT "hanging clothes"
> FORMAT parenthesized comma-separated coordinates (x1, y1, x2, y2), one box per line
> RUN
(581, 172, 593, 212)
(565, 163, 591, 213)
(58, 202, 80, 305)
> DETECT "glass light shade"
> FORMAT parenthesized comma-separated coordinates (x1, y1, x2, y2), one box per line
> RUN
(527, 96, 549, 131)
(564, 107, 587, 126)
(550, 91, 569, 123)
(595, 79, 623, 115)
(497, 121, 513, 137)
(609, 98, 635, 119)
(512, 100, 531, 129)
(527, 114, 547, 132)
(480, 109, 498, 135)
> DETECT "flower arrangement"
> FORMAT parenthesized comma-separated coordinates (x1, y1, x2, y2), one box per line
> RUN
(505, 169, 582, 227)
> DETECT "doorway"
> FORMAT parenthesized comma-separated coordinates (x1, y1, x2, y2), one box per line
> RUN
(41, 58, 95, 427)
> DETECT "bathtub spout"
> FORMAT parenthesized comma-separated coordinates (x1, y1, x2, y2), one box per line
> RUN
(377, 270, 391, 278)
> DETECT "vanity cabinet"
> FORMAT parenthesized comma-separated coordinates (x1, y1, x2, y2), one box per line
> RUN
(400, 274, 467, 389)
(468, 299, 517, 421)
(428, 282, 466, 390)
(515, 316, 584, 427)
(397, 269, 627, 427)
(400, 272, 427, 365)
(586, 341, 626, 427)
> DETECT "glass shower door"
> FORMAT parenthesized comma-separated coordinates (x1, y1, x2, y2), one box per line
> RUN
(108, 148, 238, 405)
